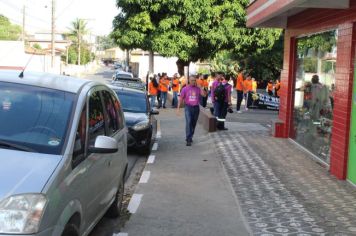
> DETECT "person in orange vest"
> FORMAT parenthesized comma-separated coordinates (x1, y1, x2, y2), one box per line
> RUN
(274, 79, 281, 97)
(159, 73, 170, 108)
(148, 75, 159, 109)
(243, 74, 253, 110)
(199, 74, 209, 107)
(171, 73, 180, 108)
(266, 80, 273, 96)
(235, 69, 244, 113)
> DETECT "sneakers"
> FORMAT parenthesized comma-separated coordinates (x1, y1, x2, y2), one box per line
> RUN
(237, 110, 242, 114)
(186, 141, 192, 146)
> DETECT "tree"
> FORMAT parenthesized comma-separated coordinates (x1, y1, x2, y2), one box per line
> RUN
(97, 35, 116, 50)
(112, 0, 281, 75)
(68, 18, 88, 65)
(0, 15, 22, 40)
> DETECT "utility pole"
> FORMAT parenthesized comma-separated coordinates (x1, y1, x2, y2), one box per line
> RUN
(22, 4, 26, 41)
(51, 0, 56, 68)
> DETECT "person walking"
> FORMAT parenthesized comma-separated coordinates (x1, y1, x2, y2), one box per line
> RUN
(235, 69, 244, 113)
(243, 74, 253, 110)
(171, 73, 180, 108)
(148, 75, 159, 110)
(177, 76, 207, 146)
(159, 73, 169, 108)
(211, 73, 232, 130)
(266, 80, 274, 96)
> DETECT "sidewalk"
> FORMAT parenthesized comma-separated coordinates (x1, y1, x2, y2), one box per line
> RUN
(122, 107, 356, 236)
(121, 109, 252, 236)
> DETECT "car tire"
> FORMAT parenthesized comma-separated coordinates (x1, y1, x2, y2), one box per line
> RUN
(61, 223, 79, 236)
(105, 176, 124, 218)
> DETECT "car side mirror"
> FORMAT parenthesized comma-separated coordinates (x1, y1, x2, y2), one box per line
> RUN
(150, 110, 159, 115)
(88, 136, 118, 154)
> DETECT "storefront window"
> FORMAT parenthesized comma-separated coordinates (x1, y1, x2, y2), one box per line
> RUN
(293, 30, 337, 164)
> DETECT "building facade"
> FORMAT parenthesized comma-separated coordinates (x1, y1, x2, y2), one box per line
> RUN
(247, 0, 356, 185)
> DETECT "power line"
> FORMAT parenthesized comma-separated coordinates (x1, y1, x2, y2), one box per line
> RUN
(55, 0, 78, 19)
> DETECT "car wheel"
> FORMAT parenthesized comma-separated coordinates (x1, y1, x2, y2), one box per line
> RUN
(61, 223, 79, 236)
(106, 176, 124, 218)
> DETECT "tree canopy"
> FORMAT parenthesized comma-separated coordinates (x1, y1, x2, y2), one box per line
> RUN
(67, 18, 89, 65)
(112, 0, 281, 74)
(0, 15, 22, 40)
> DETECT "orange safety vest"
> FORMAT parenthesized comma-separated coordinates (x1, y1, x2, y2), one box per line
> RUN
(159, 78, 169, 92)
(236, 73, 244, 91)
(148, 82, 158, 95)
(172, 78, 180, 92)
(243, 79, 252, 93)
(267, 82, 273, 92)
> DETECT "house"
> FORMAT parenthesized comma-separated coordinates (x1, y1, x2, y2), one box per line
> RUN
(246, 0, 356, 184)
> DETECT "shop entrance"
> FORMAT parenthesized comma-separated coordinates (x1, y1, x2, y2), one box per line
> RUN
(347, 62, 356, 185)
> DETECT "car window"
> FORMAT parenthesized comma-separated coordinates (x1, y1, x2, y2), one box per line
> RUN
(102, 90, 119, 136)
(73, 106, 87, 167)
(116, 92, 147, 113)
(88, 91, 105, 146)
(0, 82, 74, 155)
(110, 92, 125, 129)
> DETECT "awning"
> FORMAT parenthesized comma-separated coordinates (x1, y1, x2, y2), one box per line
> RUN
(247, 0, 349, 28)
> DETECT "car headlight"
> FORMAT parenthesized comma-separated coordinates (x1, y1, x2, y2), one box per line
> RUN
(132, 120, 150, 131)
(0, 194, 47, 234)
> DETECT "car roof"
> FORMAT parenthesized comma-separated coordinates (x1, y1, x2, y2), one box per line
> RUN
(0, 70, 91, 93)
(109, 84, 146, 95)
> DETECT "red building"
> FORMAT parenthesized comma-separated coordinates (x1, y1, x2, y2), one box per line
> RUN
(246, 0, 356, 185)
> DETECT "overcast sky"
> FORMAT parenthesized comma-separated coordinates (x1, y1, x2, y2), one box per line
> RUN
(0, 0, 119, 36)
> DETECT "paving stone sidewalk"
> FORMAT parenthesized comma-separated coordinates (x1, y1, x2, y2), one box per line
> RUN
(212, 129, 356, 236)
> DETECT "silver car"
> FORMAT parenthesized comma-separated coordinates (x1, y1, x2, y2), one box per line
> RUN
(0, 70, 128, 236)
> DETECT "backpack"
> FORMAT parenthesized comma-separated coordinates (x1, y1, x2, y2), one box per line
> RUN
(214, 83, 226, 103)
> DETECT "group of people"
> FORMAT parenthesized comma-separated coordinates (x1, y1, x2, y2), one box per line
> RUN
(266, 79, 281, 97)
(148, 70, 281, 147)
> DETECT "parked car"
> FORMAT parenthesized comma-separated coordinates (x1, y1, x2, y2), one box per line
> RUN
(111, 80, 146, 91)
(112, 71, 134, 81)
(0, 70, 128, 236)
(110, 85, 158, 155)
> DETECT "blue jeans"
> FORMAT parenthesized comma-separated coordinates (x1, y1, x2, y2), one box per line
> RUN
(150, 95, 156, 110)
(184, 105, 200, 142)
(161, 92, 167, 107)
(172, 91, 178, 108)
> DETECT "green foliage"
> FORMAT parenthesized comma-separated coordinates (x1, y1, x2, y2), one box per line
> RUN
(112, 0, 281, 67)
(0, 15, 22, 40)
(298, 30, 337, 56)
(66, 44, 93, 65)
(32, 43, 41, 50)
(98, 35, 116, 50)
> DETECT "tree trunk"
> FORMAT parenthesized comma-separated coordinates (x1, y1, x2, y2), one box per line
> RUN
(149, 51, 154, 74)
(176, 59, 190, 77)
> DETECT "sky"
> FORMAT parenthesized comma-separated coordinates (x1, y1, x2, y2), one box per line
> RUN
(0, 0, 119, 36)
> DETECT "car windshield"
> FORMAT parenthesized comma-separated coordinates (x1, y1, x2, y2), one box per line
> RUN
(0, 82, 74, 155)
(116, 92, 147, 113)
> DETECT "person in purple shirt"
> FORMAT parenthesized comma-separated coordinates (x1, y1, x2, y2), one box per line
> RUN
(177, 76, 207, 146)
(211, 72, 232, 130)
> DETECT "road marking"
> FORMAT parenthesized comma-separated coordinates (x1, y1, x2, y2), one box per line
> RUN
(139, 171, 151, 183)
(152, 142, 158, 151)
(156, 131, 162, 139)
(113, 233, 128, 236)
(127, 194, 143, 214)
(267, 124, 271, 127)
(147, 155, 155, 164)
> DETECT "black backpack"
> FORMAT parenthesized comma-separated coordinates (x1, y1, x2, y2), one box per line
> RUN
(214, 83, 226, 103)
